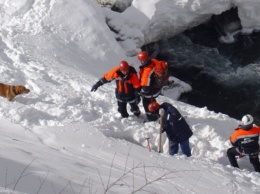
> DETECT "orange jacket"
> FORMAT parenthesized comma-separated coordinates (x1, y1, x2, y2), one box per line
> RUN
(139, 63, 154, 87)
(230, 126, 260, 154)
(104, 66, 140, 97)
(139, 59, 169, 98)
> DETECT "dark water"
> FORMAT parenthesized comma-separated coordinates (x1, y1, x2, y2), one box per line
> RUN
(157, 23, 260, 125)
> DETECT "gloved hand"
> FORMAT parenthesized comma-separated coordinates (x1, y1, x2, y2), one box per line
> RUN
(91, 80, 103, 92)
(159, 108, 165, 115)
(135, 95, 141, 104)
(139, 87, 149, 97)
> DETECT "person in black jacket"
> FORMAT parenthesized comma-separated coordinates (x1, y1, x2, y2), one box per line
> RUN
(148, 101, 193, 157)
(227, 114, 260, 172)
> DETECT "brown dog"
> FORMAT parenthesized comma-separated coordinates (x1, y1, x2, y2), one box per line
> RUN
(0, 83, 30, 101)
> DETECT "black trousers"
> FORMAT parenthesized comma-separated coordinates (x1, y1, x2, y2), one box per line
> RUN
(227, 147, 260, 172)
(142, 97, 158, 121)
(117, 101, 140, 118)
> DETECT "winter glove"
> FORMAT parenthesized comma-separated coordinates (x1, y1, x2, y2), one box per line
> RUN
(140, 91, 145, 97)
(91, 79, 104, 92)
(159, 108, 165, 116)
(135, 95, 141, 104)
(139, 87, 149, 97)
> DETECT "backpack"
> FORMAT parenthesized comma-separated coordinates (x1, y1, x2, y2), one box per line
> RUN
(151, 59, 169, 88)
(152, 59, 168, 77)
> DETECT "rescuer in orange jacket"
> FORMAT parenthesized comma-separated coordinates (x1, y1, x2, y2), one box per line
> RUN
(91, 61, 141, 118)
(227, 114, 260, 172)
(137, 51, 170, 121)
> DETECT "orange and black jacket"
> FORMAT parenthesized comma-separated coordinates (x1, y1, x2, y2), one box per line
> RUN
(99, 66, 141, 102)
(230, 125, 260, 154)
(139, 59, 167, 98)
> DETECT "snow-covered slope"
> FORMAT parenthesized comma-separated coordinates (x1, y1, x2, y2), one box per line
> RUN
(0, 0, 259, 193)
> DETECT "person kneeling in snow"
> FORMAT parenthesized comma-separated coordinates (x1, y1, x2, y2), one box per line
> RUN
(91, 61, 141, 118)
(148, 101, 193, 157)
(227, 114, 260, 172)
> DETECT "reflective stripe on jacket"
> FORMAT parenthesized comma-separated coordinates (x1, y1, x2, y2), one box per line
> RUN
(104, 66, 140, 100)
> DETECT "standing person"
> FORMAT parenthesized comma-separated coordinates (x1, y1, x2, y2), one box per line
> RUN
(148, 101, 193, 157)
(227, 114, 260, 172)
(137, 51, 170, 121)
(91, 61, 141, 118)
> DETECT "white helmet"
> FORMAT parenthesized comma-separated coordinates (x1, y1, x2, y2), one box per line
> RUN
(241, 114, 254, 126)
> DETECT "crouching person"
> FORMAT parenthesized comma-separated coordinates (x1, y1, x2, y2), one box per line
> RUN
(227, 114, 260, 172)
(91, 61, 141, 118)
(148, 101, 193, 157)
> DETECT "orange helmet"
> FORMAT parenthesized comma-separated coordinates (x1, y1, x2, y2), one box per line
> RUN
(148, 101, 160, 112)
(137, 51, 148, 61)
(119, 61, 129, 71)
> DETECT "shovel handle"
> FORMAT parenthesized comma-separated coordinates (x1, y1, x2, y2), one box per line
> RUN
(158, 115, 163, 153)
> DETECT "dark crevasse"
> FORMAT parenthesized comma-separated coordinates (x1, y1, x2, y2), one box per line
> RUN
(156, 22, 260, 125)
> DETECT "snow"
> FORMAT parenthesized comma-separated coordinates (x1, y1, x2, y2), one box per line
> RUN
(0, 0, 259, 193)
